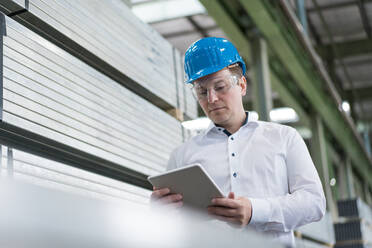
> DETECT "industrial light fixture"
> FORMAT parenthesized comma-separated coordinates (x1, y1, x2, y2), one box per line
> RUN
(131, 0, 205, 23)
(270, 107, 299, 123)
(330, 178, 336, 187)
(341, 101, 350, 113)
(181, 117, 211, 131)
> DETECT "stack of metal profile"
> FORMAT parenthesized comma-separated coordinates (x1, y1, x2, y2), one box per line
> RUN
(173, 49, 186, 118)
(294, 237, 331, 248)
(0, 0, 198, 119)
(37, 0, 176, 107)
(174, 49, 198, 120)
(333, 199, 372, 248)
(2, 15, 183, 176)
(338, 199, 372, 221)
(181, 56, 199, 120)
(1, 146, 151, 205)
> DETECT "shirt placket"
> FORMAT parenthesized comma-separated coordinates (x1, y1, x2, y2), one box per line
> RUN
(227, 131, 238, 193)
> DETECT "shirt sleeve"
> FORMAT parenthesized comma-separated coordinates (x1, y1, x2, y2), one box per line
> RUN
(166, 147, 180, 171)
(249, 128, 326, 232)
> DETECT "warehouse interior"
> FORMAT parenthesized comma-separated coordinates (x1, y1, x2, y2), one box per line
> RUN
(0, 0, 371, 247)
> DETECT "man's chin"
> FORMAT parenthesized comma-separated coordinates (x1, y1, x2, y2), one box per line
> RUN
(209, 115, 228, 125)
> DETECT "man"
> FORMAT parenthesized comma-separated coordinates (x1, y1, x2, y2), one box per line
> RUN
(151, 37, 326, 246)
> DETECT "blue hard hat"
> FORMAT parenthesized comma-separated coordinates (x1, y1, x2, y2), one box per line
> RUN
(184, 37, 246, 84)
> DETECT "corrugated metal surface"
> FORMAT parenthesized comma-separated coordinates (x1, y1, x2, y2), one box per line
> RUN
(1, 146, 151, 204)
(2, 15, 183, 176)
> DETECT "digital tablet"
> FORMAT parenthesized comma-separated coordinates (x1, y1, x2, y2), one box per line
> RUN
(148, 164, 224, 210)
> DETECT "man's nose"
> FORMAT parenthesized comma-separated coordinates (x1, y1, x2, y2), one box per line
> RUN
(207, 89, 219, 103)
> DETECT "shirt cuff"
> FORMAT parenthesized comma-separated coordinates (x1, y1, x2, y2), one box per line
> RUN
(249, 198, 271, 224)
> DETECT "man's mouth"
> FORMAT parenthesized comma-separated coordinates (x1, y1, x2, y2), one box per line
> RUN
(209, 107, 225, 113)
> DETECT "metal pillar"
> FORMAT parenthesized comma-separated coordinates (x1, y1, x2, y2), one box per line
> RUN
(251, 38, 272, 121)
(296, 0, 308, 34)
(337, 160, 348, 199)
(362, 126, 371, 157)
(364, 182, 372, 205)
(345, 156, 356, 198)
(7, 147, 13, 177)
(311, 115, 338, 218)
(328, 162, 338, 200)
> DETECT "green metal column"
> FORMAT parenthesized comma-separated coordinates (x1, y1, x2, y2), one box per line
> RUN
(311, 115, 337, 218)
(328, 163, 338, 201)
(362, 127, 371, 157)
(345, 156, 356, 198)
(364, 182, 372, 205)
(251, 38, 272, 121)
(337, 162, 346, 199)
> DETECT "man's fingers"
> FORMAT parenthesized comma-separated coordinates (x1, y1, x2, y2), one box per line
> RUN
(211, 198, 239, 208)
(150, 187, 170, 200)
(228, 192, 235, 199)
(159, 193, 183, 204)
(168, 201, 183, 208)
(208, 206, 238, 217)
(211, 214, 238, 224)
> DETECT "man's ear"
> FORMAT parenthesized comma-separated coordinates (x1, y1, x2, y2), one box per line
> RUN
(240, 77, 247, 96)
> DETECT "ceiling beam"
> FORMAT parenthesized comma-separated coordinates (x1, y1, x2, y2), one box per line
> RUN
(357, 0, 372, 38)
(186, 16, 209, 38)
(316, 38, 372, 59)
(162, 26, 219, 39)
(346, 86, 372, 101)
(307, 0, 372, 12)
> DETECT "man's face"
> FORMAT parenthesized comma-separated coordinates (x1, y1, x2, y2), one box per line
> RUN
(194, 68, 247, 126)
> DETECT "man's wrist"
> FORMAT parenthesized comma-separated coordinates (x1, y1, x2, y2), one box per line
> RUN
(248, 198, 271, 224)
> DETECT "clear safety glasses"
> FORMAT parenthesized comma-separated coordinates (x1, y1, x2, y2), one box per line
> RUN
(189, 74, 240, 101)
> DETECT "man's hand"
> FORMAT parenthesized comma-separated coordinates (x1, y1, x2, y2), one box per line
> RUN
(150, 187, 183, 208)
(207, 192, 252, 227)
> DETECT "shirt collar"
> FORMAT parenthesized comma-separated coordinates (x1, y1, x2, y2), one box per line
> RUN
(204, 111, 258, 136)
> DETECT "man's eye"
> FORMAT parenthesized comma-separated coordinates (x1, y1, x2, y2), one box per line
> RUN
(198, 90, 207, 95)
(215, 86, 225, 91)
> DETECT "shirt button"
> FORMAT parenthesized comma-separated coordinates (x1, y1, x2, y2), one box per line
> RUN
(218, 128, 222, 131)
(230, 137, 234, 141)
(232, 153, 235, 157)
(233, 172, 237, 178)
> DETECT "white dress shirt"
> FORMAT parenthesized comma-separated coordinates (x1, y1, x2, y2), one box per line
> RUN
(167, 112, 326, 247)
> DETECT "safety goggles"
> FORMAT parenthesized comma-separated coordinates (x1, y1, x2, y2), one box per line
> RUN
(189, 74, 240, 101)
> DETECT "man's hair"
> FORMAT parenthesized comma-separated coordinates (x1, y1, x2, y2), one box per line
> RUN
(227, 63, 244, 78)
